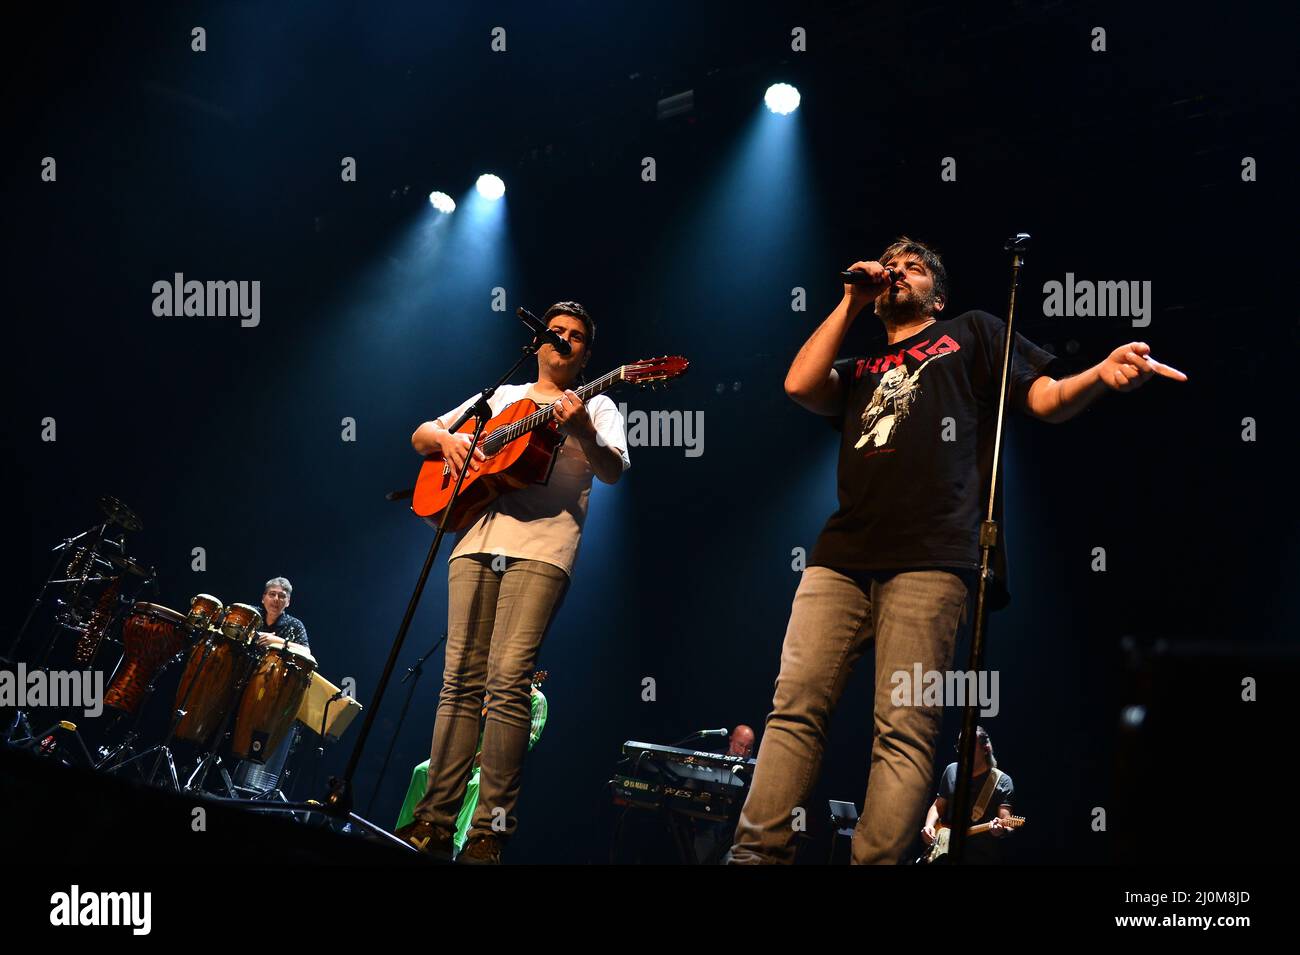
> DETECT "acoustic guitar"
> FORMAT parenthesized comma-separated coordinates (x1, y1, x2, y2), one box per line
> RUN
(412, 356, 689, 530)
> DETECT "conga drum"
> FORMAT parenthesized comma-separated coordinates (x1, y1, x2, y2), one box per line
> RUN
(231, 646, 317, 763)
(218, 603, 263, 644)
(186, 593, 224, 633)
(103, 603, 188, 715)
(173, 634, 255, 746)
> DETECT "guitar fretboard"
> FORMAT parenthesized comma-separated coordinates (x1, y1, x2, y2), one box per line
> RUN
(480, 367, 623, 456)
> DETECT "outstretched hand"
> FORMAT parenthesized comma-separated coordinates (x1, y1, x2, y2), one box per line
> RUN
(1099, 341, 1188, 392)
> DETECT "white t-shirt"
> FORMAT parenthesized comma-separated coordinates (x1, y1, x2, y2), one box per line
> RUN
(436, 383, 629, 577)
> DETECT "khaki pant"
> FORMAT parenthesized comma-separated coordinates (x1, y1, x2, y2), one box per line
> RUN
(729, 566, 969, 864)
(413, 555, 567, 840)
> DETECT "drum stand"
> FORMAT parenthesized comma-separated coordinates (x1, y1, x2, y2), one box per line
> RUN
(185, 751, 238, 797)
(94, 646, 185, 771)
(3, 620, 91, 748)
(235, 728, 302, 808)
(7, 523, 105, 663)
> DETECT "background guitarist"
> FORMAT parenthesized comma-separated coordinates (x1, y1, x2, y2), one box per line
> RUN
(922, 725, 1015, 864)
(398, 301, 629, 863)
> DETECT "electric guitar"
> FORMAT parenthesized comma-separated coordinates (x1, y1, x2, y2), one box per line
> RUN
(918, 816, 1026, 864)
(412, 356, 689, 530)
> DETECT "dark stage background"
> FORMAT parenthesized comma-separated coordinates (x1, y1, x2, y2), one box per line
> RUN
(5, 1, 1297, 864)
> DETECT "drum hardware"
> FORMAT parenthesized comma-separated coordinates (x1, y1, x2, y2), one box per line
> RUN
(231, 723, 305, 807)
(108, 553, 151, 578)
(72, 578, 124, 666)
(4, 708, 36, 749)
(94, 725, 141, 771)
(9, 718, 97, 768)
(8, 496, 149, 669)
(97, 494, 143, 533)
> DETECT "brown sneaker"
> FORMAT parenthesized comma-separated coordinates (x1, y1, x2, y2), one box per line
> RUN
(457, 833, 503, 865)
(394, 819, 454, 860)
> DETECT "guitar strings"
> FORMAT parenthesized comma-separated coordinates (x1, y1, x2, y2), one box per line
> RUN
(481, 366, 626, 456)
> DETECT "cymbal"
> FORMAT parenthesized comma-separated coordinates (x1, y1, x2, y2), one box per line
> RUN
(98, 495, 143, 532)
(109, 553, 151, 577)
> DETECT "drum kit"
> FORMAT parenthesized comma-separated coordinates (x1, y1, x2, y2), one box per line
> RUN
(8, 496, 360, 802)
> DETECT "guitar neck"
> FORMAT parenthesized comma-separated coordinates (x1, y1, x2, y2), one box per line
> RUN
(481, 367, 623, 454)
(966, 815, 1024, 837)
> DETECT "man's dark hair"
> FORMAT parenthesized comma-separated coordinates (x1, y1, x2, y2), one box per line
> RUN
(879, 235, 949, 307)
(956, 725, 997, 769)
(542, 301, 595, 348)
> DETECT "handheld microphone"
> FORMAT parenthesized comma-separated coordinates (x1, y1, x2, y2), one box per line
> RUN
(696, 728, 730, 737)
(517, 307, 572, 356)
(840, 266, 904, 286)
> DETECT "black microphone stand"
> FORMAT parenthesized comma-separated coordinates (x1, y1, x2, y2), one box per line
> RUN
(946, 233, 1030, 865)
(364, 631, 446, 818)
(204, 332, 548, 850)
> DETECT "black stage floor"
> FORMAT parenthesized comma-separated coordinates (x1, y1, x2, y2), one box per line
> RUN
(0, 744, 427, 866)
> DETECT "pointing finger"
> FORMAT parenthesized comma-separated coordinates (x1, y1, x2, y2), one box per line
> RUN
(1143, 354, 1189, 381)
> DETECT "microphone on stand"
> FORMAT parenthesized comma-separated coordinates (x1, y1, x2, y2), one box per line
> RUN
(1004, 232, 1032, 252)
(517, 307, 571, 356)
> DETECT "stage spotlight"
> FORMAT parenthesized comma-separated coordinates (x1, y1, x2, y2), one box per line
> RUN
(764, 83, 801, 115)
(475, 174, 506, 201)
(428, 191, 456, 214)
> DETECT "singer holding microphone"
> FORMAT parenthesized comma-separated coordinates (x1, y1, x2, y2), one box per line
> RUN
(727, 237, 1186, 865)
(397, 301, 629, 864)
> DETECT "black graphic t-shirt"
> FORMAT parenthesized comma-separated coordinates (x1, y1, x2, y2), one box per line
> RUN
(809, 311, 1057, 609)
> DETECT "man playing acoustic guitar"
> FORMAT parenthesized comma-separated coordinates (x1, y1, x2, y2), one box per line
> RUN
(397, 302, 628, 864)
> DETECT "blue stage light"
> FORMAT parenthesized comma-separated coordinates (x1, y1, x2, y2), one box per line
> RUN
(764, 83, 801, 115)
(475, 174, 506, 201)
(428, 191, 456, 213)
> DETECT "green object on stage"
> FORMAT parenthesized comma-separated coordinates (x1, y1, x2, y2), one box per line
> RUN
(395, 688, 548, 852)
